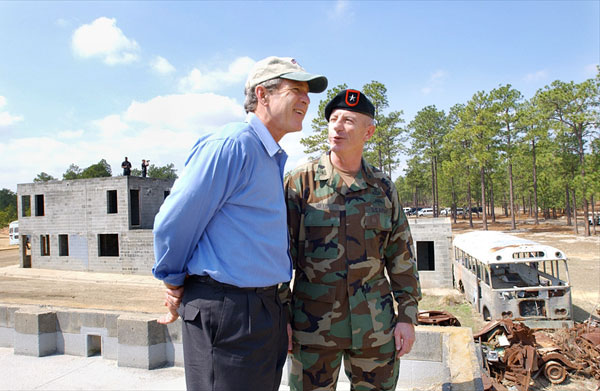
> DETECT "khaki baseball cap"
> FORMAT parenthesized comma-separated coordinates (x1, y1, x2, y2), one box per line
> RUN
(245, 56, 328, 93)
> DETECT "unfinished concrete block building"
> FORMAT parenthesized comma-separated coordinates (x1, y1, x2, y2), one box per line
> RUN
(17, 177, 174, 274)
(409, 217, 453, 289)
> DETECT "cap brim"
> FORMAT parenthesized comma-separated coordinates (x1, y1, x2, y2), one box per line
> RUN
(281, 72, 328, 93)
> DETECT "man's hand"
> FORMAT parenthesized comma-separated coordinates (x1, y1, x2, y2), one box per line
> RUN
(157, 285, 184, 325)
(394, 322, 416, 358)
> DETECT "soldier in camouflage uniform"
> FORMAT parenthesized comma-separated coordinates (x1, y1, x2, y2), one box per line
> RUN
(282, 89, 421, 391)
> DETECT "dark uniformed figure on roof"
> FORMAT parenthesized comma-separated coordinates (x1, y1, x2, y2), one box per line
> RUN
(121, 157, 131, 176)
(281, 89, 421, 390)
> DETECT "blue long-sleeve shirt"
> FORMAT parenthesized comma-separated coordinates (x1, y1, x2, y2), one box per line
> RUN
(152, 113, 292, 288)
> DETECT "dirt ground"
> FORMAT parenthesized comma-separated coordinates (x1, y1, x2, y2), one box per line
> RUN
(0, 217, 598, 390)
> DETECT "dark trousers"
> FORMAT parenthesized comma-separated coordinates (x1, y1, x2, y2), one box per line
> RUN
(178, 276, 287, 391)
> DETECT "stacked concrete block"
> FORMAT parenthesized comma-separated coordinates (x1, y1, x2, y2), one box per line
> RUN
(117, 314, 169, 369)
(408, 217, 454, 289)
(0, 305, 18, 347)
(55, 309, 119, 360)
(163, 320, 184, 367)
(14, 308, 57, 356)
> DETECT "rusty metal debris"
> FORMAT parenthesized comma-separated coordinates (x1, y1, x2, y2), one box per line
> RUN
(417, 310, 461, 327)
(474, 318, 600, 391)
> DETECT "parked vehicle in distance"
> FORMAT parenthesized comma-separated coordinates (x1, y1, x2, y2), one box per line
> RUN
(453, 231, 573, 328)
(441, 207, 464, 216)
(403, 207, 411, 215)
(8, 220, 19, 245)
(589, 213, 600, 226)
(418, 207, 434, 217)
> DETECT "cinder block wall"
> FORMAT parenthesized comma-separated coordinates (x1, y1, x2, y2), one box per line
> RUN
(408, 217, 453, 289)
(17, 177, 174, 275)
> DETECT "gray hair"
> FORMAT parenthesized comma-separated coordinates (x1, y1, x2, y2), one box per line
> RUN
(244, 78, 283, 113)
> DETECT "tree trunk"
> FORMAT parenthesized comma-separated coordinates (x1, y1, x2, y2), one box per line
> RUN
(430, 158, 436, 217)
(592, 194, 596, 235)
(565, 184, 571, 226)
(491, 179, 496, 223)
(451, 177, 457, 224)
(480, 166, 488, 230)
(434, 156, 439, 218)
(573, 189, 579, 235)
(413, 187, 418, 213)
(468, 181, 473, 228)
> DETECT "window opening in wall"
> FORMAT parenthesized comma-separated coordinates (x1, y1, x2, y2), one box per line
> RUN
(35, 194, 45, 216)
(107, 190, 118, 214)
(21, 195, 31, 217)
(130, 189, 140, 226)
(416, 241, 435, 271)
(86, 334, 102, 357)
(40, 234, 50, 256)
(22, 235, 31, 268)
(58, 234, 69, 256)
(98, 234, 119, 257)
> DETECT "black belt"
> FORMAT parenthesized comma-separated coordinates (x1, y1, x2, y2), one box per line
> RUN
(188, 275, 278, 294)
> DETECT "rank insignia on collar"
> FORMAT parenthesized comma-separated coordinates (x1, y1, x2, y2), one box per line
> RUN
(345, 90, 360, 107)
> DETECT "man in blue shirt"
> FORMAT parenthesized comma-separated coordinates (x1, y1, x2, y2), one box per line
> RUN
(152, 56, 327, 391)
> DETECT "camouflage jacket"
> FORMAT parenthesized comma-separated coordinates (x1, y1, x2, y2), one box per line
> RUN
(281, 152, 421, 349)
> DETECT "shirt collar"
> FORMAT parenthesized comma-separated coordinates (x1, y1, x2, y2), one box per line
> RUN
(246, 113, 285, 158)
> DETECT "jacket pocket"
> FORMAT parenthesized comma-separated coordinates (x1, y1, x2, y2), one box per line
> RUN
(291, 280, 336, 339)
(363, 207, 392, 259)
(303, 204, 341, 259)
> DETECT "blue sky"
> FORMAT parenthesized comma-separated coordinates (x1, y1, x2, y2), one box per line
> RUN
(0, 1, 598, 191)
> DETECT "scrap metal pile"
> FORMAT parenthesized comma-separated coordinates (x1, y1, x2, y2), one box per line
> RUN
(473, 318, 600, 391)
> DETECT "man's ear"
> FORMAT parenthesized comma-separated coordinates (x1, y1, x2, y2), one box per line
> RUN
(255, 85, 268, 106)
(364, 123, 376, 142)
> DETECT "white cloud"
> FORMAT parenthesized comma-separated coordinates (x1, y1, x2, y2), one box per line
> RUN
(151, 56, 176, 74)
(125, 92, 245, 132)
(0, 96, 24, 127)
(421, 70, 448, 95)
(93, 114, 130, 138)
(523, 69, 549, 82)
(72, 17, 140, 65)
(178, 57, 255, 92)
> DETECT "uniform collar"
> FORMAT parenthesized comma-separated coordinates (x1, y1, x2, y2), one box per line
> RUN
(315, 152, 376, 194)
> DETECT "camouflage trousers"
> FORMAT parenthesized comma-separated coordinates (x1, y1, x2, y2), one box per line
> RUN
(288, 340, 399, 391)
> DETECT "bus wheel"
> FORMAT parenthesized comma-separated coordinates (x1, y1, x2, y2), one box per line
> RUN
(482, 307, 491, 321)
(544, 361, 567, 384)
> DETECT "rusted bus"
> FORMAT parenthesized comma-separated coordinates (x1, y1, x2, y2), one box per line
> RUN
(452, 231, 573, 329)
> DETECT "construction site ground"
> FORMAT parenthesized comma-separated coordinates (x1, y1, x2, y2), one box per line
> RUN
(0, 214, 598, 390)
